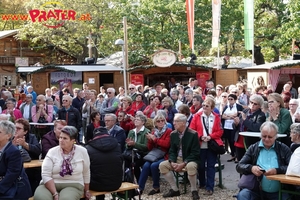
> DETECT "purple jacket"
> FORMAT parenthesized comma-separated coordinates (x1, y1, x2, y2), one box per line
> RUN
(41, 130, 58, 158)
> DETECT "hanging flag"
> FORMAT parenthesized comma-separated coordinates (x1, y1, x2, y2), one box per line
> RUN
(244, 0, 254, 50)
(186, 0, 194, 52)
(212, 0, 221, 48)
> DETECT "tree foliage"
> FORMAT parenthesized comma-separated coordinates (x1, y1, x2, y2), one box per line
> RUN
(7, 0, 299, 65)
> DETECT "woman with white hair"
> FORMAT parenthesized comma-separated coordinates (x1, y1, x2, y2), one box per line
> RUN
(0, 120, 32, 199)
(2, 98, 23, 121)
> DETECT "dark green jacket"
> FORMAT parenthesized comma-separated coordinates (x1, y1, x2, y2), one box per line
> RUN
(126, 126, 149, 155)
(168, 128, 200, 165)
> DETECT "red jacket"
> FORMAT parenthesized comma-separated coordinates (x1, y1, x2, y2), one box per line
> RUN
(190, 111, 224, 146)
(147, 128, 172, 160)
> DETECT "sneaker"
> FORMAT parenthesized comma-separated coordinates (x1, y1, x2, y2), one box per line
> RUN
(163, 189, 180, 198)
(192, 190, 200, 200)
(148, 189, 160, 195)
(203, 190, 213, 195)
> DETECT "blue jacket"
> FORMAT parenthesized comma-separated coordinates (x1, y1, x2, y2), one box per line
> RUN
(0, 141, 31, 199)
(109, 125, 126, 152)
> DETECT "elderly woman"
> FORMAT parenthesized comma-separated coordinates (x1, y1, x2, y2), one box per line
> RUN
(190, 96, 223, 195)
(41, 120, 68, 158)
(289, 99, 299, 123)
(143, 95, 163, 118)
(131, 93, 146, 113)
(125, 114, 149, 182)
(85, 111, 105, 143)
(222, 94, 243, 162)
(12, 118, 42, 195)
(116, 96, 135, 118)
(290, 123, 300, 153)
(233, 94, 266, 161)
(190, 95, 203, 114)
(2, 97, 23, 121)
(138, 114, 171, 195)
(161, 96, 178, 129)
(178, 104, 193, 127)
(184, 89, 194, 107)
(0, 120, 31, 199)
(219, 92, 229, 114)
(34, 126, 90, 200)
(268, 93, 293, 147)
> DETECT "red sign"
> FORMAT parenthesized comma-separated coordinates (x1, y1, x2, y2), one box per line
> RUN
(131, 74, 144, 86)
(196, 72, 210, 89)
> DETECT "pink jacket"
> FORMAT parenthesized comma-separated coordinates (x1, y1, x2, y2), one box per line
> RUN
(31, 104, 54, 123)
(190, 111, 224, 146)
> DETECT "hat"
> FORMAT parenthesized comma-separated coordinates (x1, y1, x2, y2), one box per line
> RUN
(93, 127, 109, 137)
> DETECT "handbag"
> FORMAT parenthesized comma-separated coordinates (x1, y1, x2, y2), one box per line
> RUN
(238, 174, 262, 191)
(143, 148, 165, 162)
(122, 149, 141, 161)
(202, 117, 225, 154)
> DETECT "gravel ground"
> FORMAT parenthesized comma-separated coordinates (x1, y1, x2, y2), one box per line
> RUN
(97, 176, 239, 200)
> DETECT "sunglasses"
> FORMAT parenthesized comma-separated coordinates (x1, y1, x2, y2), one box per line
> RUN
(156, 119, 165, 123)
(250, 101, 258, 106)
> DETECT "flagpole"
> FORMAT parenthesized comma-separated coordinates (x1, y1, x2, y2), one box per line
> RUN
(252, 0, 254, 67)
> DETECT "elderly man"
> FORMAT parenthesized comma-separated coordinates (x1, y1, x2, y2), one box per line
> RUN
(159, 113, 200, 200)
(104, 113, 126, 152)
(20, 94, 35, 122)
(128, 84, 137, 101)
(100, 87, 120, 116)
(57, 95, 82, 132)
(236, 121, 292, 200)
(26, 86, 37, 104)
(184, 89, 193, 107)
(170, 89, 183, 110)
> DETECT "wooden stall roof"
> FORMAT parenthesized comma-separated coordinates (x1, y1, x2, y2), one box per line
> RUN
(244, 60, 300, 70)
(17, 64, 122, 73)
(127, 62, 213, 72)
(0, 30, 18, 39)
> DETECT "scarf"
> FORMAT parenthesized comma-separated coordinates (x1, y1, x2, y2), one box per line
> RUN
(154, 124, 167, 138)
(60, 145, 75, 177)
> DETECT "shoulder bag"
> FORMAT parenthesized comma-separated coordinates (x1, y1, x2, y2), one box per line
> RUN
(143, 148, 165, 162)
(202, 117, 225, 155)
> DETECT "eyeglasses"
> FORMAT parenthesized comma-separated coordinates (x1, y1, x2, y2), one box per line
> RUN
(156, 120, 165, 123)
(250, 101, 258, 106)
(222, 96, 227, 98)
(129, 88, 135, 90)
(202, 104, 210, 108)
(228, 98, 234, 101)
(268, 101, 275, 104)
(105, 120, 113, 122)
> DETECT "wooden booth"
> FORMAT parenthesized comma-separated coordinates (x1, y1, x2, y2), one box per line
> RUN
(244, 60, 300, 92)
(127, 62, 213, 89)
(17, 65, 124, 95)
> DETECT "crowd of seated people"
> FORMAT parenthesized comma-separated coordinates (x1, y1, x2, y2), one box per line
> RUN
(1, 79, 300, 200)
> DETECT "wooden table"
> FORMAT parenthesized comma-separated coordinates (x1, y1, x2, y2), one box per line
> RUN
(267, 174, 300, 200)
(239, 132, 287, 149)
(23, 159, 43, 168)
(29, 122, 54, 126)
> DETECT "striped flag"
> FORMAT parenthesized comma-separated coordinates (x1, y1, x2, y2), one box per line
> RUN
(244, 0, 254, 50)
(212, 0, 221, 48)
(186, 0, 194, 52)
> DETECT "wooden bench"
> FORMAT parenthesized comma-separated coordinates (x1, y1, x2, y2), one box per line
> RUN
(29, 182, 139, 200)
(267, 174, 300, 200)
(23, 160, 43, 169)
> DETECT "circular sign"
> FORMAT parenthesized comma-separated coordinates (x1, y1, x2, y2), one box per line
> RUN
(152, 50, 177, 67)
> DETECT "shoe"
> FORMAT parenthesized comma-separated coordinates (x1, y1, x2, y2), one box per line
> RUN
(199, 185, 206, 189)
(203, 190, 213, 195)
(227, 157, 236, 162)
(234, 159, 239, 163)
(163, 189, 180, 198)
(148, 189, 160, 195)
(192, 190, 200, 200)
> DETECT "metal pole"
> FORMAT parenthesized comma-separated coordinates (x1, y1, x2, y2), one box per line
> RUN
(123, 17, 128, 93)
(122, 45, 127, 96)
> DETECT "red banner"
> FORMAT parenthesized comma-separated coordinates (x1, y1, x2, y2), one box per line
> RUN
(131, 74, 144, 86)
(196, 72, 210, 89)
